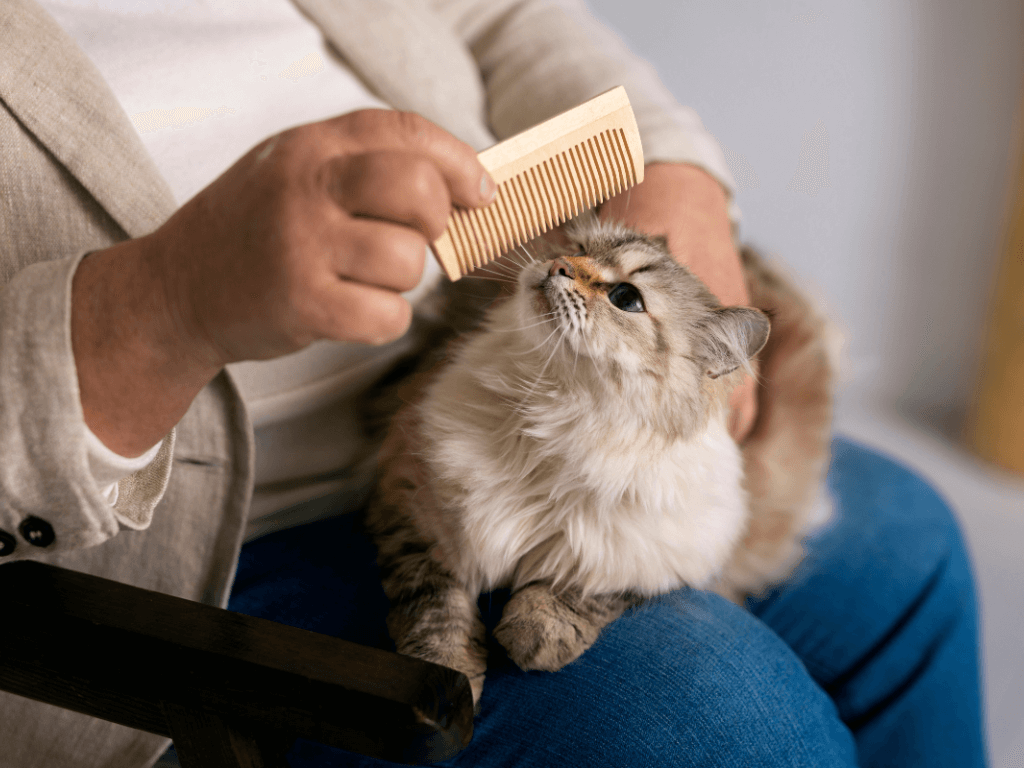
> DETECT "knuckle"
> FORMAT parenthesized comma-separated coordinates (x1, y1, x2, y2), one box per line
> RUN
(336, 292, 411, 346)
(341, 108, 389, 138)
(403, 162, 450, 237)
(394, 111, 432, 144)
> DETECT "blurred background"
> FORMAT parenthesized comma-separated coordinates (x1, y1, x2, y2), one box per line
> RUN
(580, 0, 1024, 764)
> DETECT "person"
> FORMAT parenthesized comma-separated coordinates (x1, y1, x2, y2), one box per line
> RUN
(0, 1, 986, 766)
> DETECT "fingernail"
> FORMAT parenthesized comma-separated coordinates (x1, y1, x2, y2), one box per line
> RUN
(480, 172, 497, 204)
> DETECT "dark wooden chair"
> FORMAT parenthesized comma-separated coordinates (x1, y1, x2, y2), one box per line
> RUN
(0, 561, 473, 768)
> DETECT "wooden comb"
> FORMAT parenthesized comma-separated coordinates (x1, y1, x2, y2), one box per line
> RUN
(432, 86, 645, 281)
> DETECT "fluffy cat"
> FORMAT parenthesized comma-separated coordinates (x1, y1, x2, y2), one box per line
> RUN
(365, 215, 836, 704)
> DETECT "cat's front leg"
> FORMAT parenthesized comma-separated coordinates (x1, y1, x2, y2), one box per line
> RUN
(382, 556, 488, 705)
(494, 582, 633, 672)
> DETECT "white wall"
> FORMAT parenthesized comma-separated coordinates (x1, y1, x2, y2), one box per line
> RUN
(584, 0, 1024, 426)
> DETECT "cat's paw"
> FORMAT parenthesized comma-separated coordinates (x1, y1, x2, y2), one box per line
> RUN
(398, 644, 487, 706)
(493, 585, 598, 672)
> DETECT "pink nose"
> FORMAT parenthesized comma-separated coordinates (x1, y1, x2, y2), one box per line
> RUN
(549, 258, 575, 279)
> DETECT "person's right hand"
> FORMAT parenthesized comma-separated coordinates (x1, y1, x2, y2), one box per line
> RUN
(145, 109, 496, 369)
(73, 110, 494, 456)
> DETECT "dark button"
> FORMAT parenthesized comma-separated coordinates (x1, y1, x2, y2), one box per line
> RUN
(0, 529, 16, 557)
(18, 516, 55, 548)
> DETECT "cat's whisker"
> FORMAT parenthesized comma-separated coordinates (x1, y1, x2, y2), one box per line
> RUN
(470, 263, 518, 281)
(515, 322, 569, 406)
(515, 244, 540, 265)
(489, 320, 554, 333)
(459, 273, 518, 286)
(518, 323, 562, 355)
(497, 249, 529, 270)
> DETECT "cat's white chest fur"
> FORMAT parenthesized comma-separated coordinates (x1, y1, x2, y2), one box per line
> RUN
(421, 360, 750, 597)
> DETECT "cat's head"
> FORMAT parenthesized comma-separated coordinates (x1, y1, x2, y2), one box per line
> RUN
(505, 215, 769, 432)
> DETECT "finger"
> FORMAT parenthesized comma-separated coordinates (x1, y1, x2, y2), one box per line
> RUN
(326, 151, 452, 241)
(332, 218, 427, 293)
(328, 110, 496, 209)
(308, 277, 414, 346)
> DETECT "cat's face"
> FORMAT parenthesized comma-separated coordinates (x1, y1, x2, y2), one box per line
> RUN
(509, 218, 769, 415)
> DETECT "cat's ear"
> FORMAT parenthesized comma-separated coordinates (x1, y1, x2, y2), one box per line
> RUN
(694, 308, 770, 379)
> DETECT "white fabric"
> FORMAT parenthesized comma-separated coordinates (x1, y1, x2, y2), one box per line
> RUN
(44, 0, 444, 532)
(84, 422, 162, 504)
(41, 0, 389, 205)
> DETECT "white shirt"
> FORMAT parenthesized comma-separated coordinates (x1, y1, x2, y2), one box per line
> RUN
(43, 0, 447, 538)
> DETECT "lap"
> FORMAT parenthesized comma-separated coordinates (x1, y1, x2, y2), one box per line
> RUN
(223, 437, 983, 768)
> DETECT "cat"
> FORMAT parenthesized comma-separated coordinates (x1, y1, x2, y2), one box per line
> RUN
(364, 214, 837, 704)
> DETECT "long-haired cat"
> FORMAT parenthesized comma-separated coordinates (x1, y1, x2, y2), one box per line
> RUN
(365, 215, 836, 703)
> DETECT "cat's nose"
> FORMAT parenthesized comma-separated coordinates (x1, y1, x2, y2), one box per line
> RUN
(549, 258, 575, 279)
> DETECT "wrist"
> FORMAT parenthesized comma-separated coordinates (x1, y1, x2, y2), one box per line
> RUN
(71, 237, 221, 456)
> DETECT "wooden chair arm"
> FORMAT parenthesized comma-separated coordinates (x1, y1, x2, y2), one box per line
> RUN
(0, 561, 473, 767)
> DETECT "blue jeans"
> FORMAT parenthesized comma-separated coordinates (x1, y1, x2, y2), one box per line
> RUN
(225, 438, 987, 767)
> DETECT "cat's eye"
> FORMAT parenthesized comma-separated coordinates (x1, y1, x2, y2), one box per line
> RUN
(607, 283, 645, 312)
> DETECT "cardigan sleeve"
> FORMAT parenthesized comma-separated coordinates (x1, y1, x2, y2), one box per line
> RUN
(0, 250, 174, 561)
(431, 0, 738, 226)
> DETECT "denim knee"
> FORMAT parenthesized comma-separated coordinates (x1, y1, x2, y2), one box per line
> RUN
(763, 438, 981, 686)
(749, 438, 986, 768)
(454, 589, 859, 768)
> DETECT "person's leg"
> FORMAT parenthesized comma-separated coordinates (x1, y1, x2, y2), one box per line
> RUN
(227, 509, 857, 768)
(750, 437, 987, 768)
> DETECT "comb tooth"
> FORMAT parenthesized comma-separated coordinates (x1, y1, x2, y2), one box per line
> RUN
(529, 163, 551, 232)
(449, 210, 471, 276)
(546, 159, 566, 224)
(464, 208, 490, 269)
(585, 137, 610, 205)
(567, 146, 588, 213)
(615, 127, 639, 185)
(479, 206, 503, 265)
(528, 168, 552, 236)
(590, 134, 614, 198)
(529, 163, 554, 232)
(464, 211, 484, 270)
(497, 182, 525, 250)
(581, 140, 598, 207)
(583, 140, 602, 207)
(611, 130, 628, 192)
(489, 189, 515, 257)
(569, 144, 593, 209)
(511, 174, 538, 239)
(542, 158, 568, 225)
(598, 131, 618, 195)
(460, 212, 480, 275)
(597, 131, 618, 196)
(546, 158, 570, 225)
(554, 152, 581, 216)
(607, 128, 630, 191)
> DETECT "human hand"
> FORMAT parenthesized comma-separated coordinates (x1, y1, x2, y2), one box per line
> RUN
(147, 109, 495, 367)
(598, 163, 758, 442)
(73, 110, 494, 456)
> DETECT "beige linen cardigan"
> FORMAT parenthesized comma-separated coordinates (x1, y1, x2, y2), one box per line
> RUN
(0, 1, 733, 764)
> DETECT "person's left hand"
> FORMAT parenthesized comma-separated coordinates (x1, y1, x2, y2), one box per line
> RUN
(598, 163, 757, 443)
